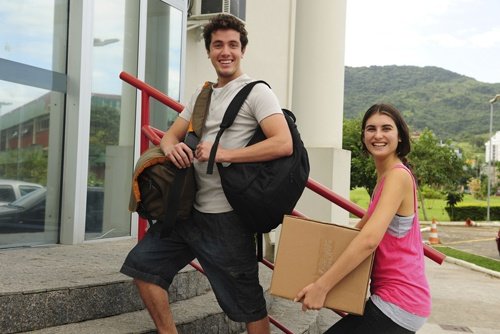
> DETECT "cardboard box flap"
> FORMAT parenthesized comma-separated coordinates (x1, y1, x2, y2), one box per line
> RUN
(270, 215, 374, 315)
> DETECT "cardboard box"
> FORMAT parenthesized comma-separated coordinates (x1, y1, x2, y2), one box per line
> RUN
(270, 215, 374, 315)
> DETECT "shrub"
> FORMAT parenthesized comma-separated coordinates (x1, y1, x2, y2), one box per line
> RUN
(421, 185, 445, 200)
(445, 205, 500, 221)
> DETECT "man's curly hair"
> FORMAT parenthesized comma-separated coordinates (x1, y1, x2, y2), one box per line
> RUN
(203, 14, 248, 51)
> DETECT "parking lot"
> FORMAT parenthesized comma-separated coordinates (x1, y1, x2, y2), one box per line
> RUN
(421, 222, 500, 260)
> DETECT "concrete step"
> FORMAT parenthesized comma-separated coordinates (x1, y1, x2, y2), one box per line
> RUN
(0, 238, 341, 334)
(18, 291, 246, 334)
(1, 265, 211, 334)
(0, 239, 213, 334)
(18, 287, 340, 334)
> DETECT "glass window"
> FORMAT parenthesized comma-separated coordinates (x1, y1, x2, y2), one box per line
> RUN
(146, 0, 183, 130)
(86, 0, 184, 240)
(86, 0, 139, 240)
(0, 185, 16, 203)
(19, 185, 42, 197)
(0, 0, 67, 248)
(0, 83, 65, 248)
(0, 1, 68, 72)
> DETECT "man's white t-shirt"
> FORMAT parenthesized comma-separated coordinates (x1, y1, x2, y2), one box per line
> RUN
(179, 74, 283, 213)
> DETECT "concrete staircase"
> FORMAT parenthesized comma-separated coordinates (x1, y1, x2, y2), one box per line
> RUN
(0, 238, 339, 334)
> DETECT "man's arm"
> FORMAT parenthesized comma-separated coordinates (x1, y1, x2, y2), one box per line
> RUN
(195, 113, 292, 164)
(159, 117, 193, 169)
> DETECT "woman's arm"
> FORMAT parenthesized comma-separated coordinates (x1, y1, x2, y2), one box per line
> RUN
(295, 168, 413, 311)
(355, 215, 369, 229)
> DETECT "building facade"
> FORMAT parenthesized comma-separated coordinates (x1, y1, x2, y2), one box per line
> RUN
(0, 0, 348, 249)
(485, 131, 500, 163)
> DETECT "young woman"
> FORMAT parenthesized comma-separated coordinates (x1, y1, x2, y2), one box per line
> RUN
(295, 104, 431, 333)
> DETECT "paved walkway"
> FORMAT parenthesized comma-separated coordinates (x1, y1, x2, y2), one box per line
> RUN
(421, 258, 499, 334)
(1, 226, 499, 333)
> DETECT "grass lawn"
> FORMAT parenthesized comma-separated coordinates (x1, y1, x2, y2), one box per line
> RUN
(433, 246, 500, 272)
(349, 187, 500, 222)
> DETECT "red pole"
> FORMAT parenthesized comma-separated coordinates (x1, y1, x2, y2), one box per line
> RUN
(119, 71, 445, 264)
(120, 71, 184, 112)
(304, 178, 445, 264)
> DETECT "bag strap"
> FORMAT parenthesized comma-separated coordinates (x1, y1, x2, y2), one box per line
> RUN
(190, 81, 213, 137)
(160, 82, 213, 237)
(206, 80, 270, 174)
(160, 166, 189, 238)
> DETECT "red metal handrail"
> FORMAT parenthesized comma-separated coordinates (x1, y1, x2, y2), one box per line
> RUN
(120, 71, 445, 332)
(305, 179, 445, 264)
(121, 71, 184, 240)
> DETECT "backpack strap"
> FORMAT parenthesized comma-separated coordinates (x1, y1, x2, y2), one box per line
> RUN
(160, 81, 213, 237)
(206, 80, 270, 174)
(160, 166, 190, 237)
(190, 81, 213, 137)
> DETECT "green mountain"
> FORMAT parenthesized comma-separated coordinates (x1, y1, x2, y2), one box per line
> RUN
(344, 65, 500, 143)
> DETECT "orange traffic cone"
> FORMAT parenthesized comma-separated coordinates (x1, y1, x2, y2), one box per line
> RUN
(428, 219, 440, 244)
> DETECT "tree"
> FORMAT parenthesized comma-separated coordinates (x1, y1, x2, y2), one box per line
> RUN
(342, 118, 376, 195)
(446, 191, 464, 220)
(468, 178, 482, 199)
(409, 129, 466, 189)
(85, 104, 121, 186)
(409, 129, 467, 220)
(89, 105, 120, 163)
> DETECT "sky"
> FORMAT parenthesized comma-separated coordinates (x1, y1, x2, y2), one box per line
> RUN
(345, 0, 500, 84)
(1, 0, 500, 116)
(0, 1, 183, 115)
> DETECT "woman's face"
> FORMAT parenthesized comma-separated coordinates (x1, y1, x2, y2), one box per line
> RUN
(362, 112, 400, 158)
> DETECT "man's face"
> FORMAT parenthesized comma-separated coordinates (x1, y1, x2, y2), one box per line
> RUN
(208, 29, 245, 86)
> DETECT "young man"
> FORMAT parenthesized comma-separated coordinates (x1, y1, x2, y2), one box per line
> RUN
(120, 14, 292, 333)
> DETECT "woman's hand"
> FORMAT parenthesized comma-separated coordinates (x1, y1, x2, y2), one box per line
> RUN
(294, 282, 329, 312)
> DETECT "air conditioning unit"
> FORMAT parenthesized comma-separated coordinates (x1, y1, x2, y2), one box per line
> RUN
(189, 0, 246, 22)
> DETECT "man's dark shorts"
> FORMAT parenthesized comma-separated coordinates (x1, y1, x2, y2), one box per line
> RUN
(120, 209, 267, 323)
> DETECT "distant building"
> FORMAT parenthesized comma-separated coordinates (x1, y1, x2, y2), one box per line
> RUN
(485, 131, 500, 163)
(0, 93, 120, 151)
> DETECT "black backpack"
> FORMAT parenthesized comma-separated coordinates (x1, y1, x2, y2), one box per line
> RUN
(205, 80, 310, 233)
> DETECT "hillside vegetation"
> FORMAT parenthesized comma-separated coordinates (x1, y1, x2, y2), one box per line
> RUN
(344, 65, 500, 144)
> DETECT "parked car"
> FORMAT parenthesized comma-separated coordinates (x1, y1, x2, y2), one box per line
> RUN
(0, 187, 104, 233)
(0, 187, 47, 232)
(0, 179, 43, 205)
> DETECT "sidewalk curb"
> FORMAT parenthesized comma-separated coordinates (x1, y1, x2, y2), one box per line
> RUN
(443, 256, 500, 279)
(420, 221, 500, 227)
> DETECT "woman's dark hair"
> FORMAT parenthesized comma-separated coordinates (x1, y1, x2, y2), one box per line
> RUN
(361, 103, 411, 163)
(203, 14, 248, 51)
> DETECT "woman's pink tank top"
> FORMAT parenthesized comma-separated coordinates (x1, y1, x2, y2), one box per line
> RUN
(367, 164, 431, 317)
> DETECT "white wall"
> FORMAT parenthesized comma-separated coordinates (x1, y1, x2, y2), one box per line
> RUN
(184, 0, 294, 107)
(184, 0, 350, 225)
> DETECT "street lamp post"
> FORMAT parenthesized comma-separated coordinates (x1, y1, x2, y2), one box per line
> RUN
(487, 94, 500, 222)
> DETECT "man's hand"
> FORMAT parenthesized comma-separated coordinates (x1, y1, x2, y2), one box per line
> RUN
(195, 141, 226, 163)
(164, 143, 194, 169)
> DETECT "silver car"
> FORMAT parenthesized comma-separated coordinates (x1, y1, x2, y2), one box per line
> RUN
(0, 180, 43, 205)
